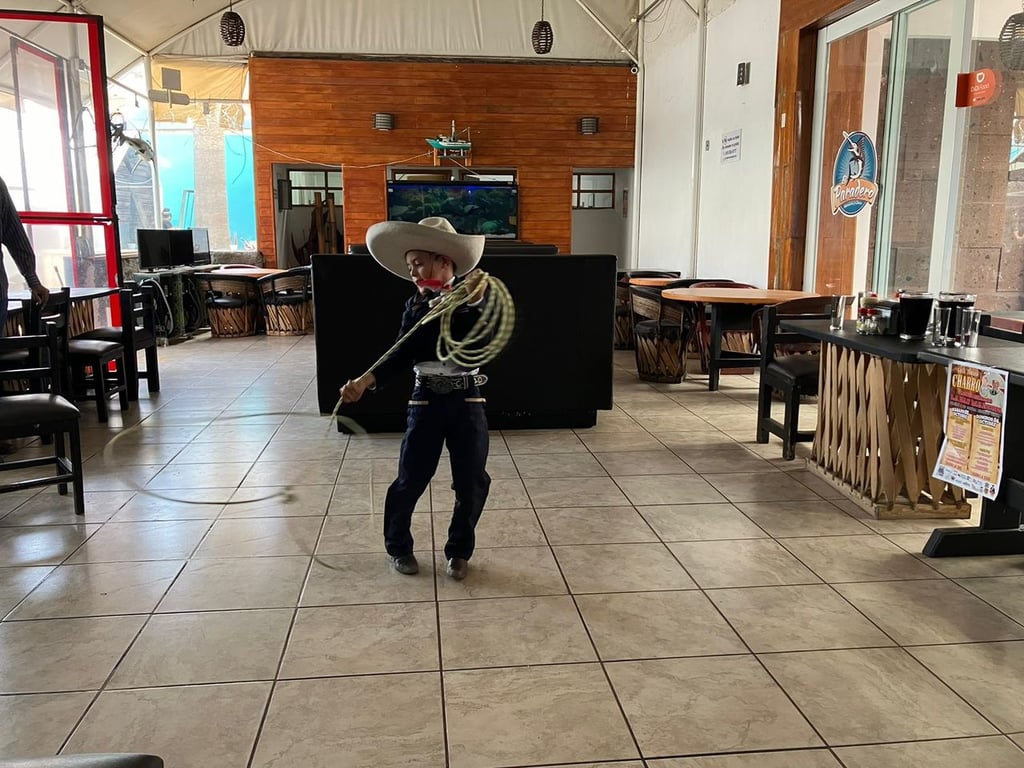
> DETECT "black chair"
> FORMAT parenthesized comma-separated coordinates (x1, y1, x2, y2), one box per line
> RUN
(756, 297, 833, 460)
(257, 266, 312, 336)
(0, 323, 84, 516)
(0, 756, 163, 768)
(194, 273, 260, 337)
(78, 284, 161, 401)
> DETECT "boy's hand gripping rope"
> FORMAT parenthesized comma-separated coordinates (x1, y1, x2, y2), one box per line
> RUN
(330, 272, 516, 432)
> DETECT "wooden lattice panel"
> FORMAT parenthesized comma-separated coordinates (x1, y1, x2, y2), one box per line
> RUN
(809, 341, 968, 518)
(635, 333, 685, 383)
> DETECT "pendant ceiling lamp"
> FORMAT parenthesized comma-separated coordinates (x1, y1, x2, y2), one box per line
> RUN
(1000, 4, 1024, 70)
(220, 1, 246, 47)
(532, 0, 554, 55)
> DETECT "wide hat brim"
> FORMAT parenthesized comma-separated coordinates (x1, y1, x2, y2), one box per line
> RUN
(366, 221, 485, 280)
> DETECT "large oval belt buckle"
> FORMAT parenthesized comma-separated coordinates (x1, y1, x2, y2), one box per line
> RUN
(433, 377, 454, 394)
(472, 374, 488, 387)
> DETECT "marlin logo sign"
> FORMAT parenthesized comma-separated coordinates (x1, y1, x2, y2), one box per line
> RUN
(831, 130, 879, 217)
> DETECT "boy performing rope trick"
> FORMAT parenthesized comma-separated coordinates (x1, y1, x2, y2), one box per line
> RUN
(339, 217, 514, 581)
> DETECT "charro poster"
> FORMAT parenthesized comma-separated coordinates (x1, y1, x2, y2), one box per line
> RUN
(933, 363, 1008, 500)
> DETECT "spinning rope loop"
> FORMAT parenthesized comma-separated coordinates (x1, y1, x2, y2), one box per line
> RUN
(331, 272, 516, 432)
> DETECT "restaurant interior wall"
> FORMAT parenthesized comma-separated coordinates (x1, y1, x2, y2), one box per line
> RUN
(571, 167, 634, 268)
(248, 57, 637, 265)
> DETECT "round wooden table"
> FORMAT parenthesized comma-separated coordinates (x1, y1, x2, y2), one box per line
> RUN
(629, 277, 678, 288)
(661, 286, 820, 390)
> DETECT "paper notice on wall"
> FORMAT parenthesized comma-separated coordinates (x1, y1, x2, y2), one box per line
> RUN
(721, 130, 742, 163)
(933, 362, 1008, 500)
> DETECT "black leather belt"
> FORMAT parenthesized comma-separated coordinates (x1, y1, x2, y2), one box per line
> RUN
(416, 373, 488, 394)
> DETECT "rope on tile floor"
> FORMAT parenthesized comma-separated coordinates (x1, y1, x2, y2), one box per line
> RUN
(329, 271, 516, 435)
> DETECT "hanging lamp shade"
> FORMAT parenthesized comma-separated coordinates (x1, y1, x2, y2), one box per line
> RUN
(532, 0, 553, 55)
(220, 5, 246, 47)
(1000, 11, 1024, 70)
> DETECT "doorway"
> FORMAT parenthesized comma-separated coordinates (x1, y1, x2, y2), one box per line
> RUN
(805, 0, 971, 297)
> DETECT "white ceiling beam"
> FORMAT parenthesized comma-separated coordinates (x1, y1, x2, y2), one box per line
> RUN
(571, 0, 639, 65)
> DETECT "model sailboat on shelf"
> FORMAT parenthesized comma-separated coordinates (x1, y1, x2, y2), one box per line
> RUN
(426, 120, 472, 153)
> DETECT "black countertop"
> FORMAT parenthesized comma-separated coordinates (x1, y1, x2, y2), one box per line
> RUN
(919, 346, 1024, 386)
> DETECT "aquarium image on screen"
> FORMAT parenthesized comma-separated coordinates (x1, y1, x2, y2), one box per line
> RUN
(387, 182, 518, 238)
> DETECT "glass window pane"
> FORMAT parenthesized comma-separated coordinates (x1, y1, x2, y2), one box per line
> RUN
(289, 171, 323, 187)
(580, 174, 612, 191)
(3, 221, 112, 291)
(595, 193, 614, 208)
(327, 171, 342, 188)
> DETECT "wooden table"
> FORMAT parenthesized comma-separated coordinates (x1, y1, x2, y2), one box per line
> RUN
(662, 287, 817, 390)
(207, 267, 284, 279)
(8, 286, 118, 337)
(780, 319, 1020, 519)
(628, 277, 677, 288)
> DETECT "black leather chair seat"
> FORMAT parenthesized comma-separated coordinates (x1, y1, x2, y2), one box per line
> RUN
(269, 290, 307, 305)
(0, 755, 163, 768)
(0, 350, 30, 366)
(635, 319, 682, 341)
(211, 296, 247, 309)
(68, 338, 123, 357)
(0, 394, 80, 427)
(766, 354, 820, 390)
(77, 326, 122, 342)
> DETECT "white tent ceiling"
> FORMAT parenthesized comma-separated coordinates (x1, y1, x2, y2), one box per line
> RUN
(6, 0, 646, 77)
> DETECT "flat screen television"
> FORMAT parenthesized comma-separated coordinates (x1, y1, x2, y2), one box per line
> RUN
(137, 229, 194, 270)
(190, 227, 211, 265)
(386, 181, 518, 238)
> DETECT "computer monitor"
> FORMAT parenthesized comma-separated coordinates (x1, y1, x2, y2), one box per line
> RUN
(190, 228, 211, 265)
(137, 229, 173, 271)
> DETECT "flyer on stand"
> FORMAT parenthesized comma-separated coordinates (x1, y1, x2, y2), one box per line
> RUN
(933, 362, 1008, 500)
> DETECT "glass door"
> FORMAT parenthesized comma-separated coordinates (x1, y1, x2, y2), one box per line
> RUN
(805, 0, 971, 297)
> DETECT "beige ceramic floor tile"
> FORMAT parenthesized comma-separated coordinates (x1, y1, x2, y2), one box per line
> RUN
(1010, 733, 1024, 749)
(109, 609, 292, 688)
(65, 520, 211, 563)
(302, 551, 436, 606)
(439, 595, 595, 668)
(835, 579, 1024, 645)
(957, 576, 1024, 623)
(762, 647, 997, 744)
(0, 615, 146, 693)
(708, 584, 894, 653)
(669, 539, 821, 588)
(521, 476, 628, 508)
(908, 548, 1024, 578)
(336, 457, 406, 484)
(576, 432, 666, 453)
(110, 491, 225, 521)
(192, 516, 322, 558)
(736, 500, 870, 537)
(554, 543, 696, 593)
(280, 603, 438, 678)
(145, 462, 253, 490)
(0, 524, 99, 567)
(0, 566, 53, 616)
(0, 692, 94, 758)
(705, 473, 822, 503)
(577, 590, 745, 660)
(781, 535, 943, 582)
(169, 440, 268, 465)
(909, 641, 1024, 732)
(537, 506, 658, 545)
(594, 450, 695, 476)
(157, 556, 310, 612)
(328, 482, 430, 515)
(256, 438, 348, 463)
(242, 459, 341, 487)
(0, 490, 133, 527)
(7, 560, 184, 620)
(432, 477, 532, 510)
(638, 503, 767, 541)
(251, 673, 445, 768)
(502, 431, 588, 454)
(220, 484, 334, 518)
(649, 751, 841, 767)
(615, 474, 728, 506)
(316, 513, 429, 555)
(512, 452, 608, 478)
(834, 736, 1024, 768)
(445, 664, 638, 768)
(433, 508, 546, 549)
(64, 682, 271, 767)
(673, 447, 780, 475)
(435, 546, 567, 600)
(607, 656, 821, 757)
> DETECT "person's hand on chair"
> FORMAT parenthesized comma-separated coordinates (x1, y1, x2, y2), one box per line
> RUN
(30, 284, 49, 306)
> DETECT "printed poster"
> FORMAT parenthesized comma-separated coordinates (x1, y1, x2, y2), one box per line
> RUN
(933, 363, 1008, 500)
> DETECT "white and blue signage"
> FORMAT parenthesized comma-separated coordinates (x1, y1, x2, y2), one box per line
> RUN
(830, 130, 879, 217)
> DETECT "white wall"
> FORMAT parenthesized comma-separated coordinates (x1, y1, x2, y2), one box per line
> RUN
(694, 0, 781, 286)
(571, 168, 633, 265)
(635, 1, 700, 273)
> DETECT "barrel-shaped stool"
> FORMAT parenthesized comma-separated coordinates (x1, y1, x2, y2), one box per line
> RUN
(634, 319, 686, 383)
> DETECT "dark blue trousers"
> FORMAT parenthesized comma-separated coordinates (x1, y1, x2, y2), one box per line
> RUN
(383, 384, 491, 560)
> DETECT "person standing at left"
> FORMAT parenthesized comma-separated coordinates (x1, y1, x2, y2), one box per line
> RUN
(0, 175, 50, 335)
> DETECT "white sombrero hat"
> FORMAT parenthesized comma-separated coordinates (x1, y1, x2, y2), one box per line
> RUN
(366, 216, 485, 280)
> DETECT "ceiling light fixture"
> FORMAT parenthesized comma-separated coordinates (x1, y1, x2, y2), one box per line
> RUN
(220, 1, 246, 47)
(532, 0, 553, 55)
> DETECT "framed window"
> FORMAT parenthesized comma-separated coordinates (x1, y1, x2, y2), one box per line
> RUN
(288, 169, 342, 206)
(572, 173, 615, 209)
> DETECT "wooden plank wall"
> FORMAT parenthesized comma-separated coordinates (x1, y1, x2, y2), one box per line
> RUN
(249, 58, 636, 266)
(770, 0, 875, 288)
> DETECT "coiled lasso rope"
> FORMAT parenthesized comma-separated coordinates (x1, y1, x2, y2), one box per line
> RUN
(330, 271, 516, 433)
